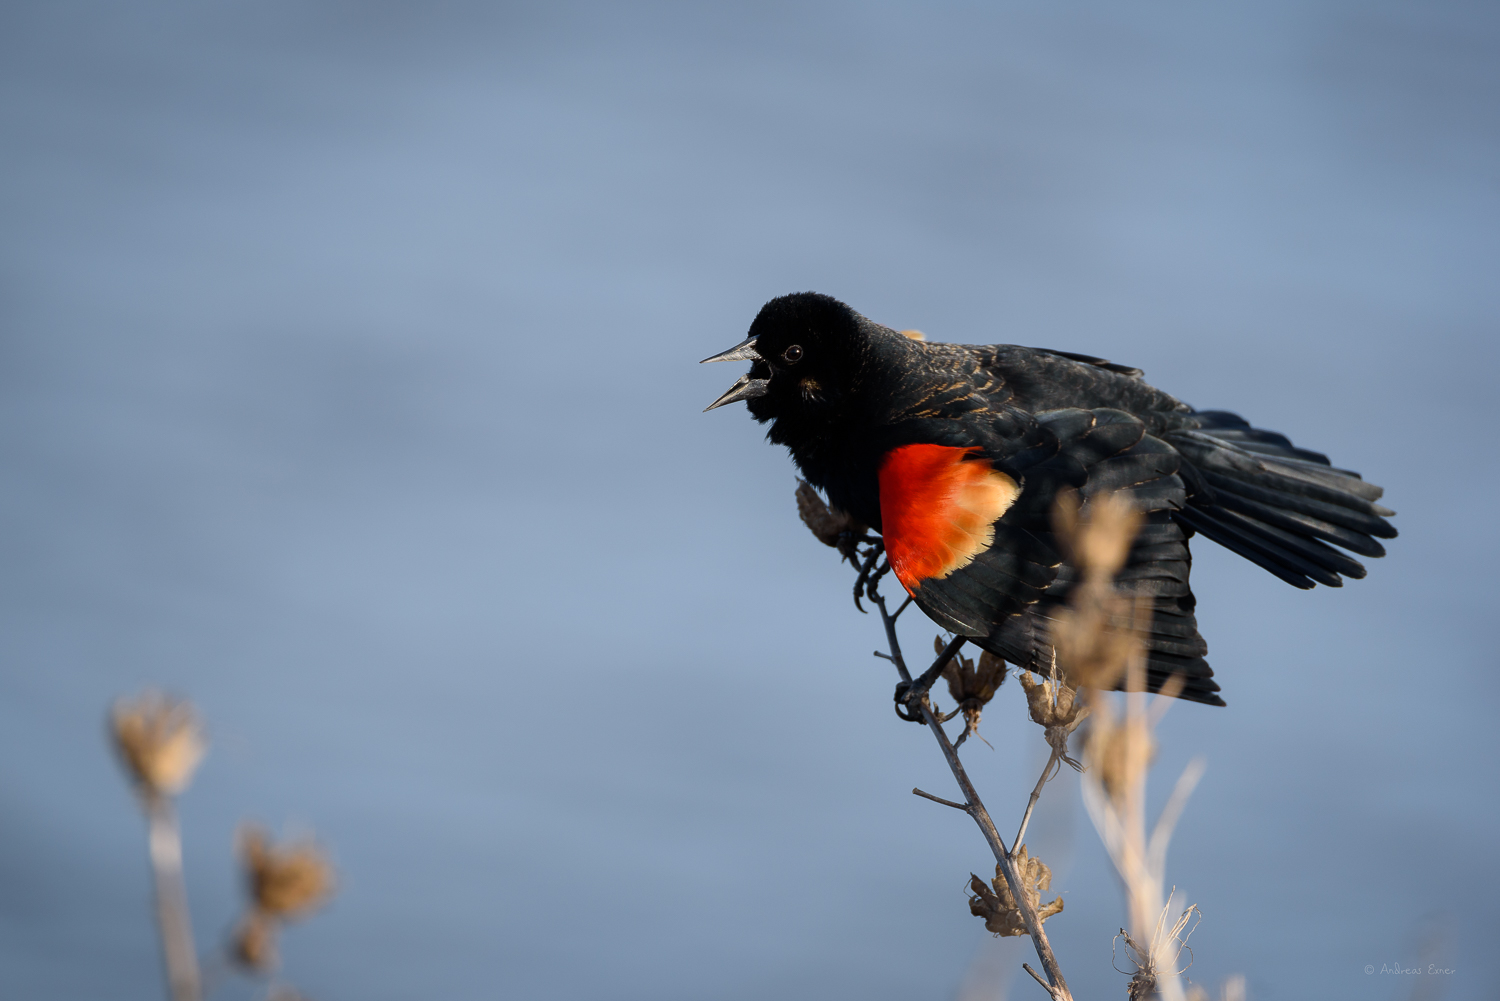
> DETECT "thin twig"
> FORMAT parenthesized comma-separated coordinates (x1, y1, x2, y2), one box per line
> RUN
(912, 787, 970, 811)
(1014, 748, 1064, 850)
(871, 592, 913, 686)
(1022, 963, 1061, 1000)
(870, 587, 1074, 1001)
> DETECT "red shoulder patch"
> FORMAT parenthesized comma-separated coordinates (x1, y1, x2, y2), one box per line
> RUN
(879, 444, 1020, 594)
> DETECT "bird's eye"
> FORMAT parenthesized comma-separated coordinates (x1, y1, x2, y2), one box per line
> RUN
(782, 344, 804, 364)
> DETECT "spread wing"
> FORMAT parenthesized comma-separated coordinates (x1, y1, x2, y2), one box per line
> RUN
(878, 406, 1222, 705)
(924, 341, 1396, 591)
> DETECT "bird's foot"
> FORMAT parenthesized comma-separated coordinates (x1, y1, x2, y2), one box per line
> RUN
(835, 527, 873, 564)
(894, 635, 969, 723)
(849, 537, 890, 612)
(893, 680, 926, 723)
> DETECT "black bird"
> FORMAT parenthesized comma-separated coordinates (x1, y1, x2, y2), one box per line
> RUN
(702, 292, 1396, 705)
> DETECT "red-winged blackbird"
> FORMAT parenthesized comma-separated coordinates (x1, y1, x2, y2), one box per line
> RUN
(703, 292, 1396, 706)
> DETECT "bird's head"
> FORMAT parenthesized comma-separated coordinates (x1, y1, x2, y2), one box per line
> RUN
(701, 292, 908, 435)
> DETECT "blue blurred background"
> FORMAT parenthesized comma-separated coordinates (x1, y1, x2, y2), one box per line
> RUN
(2, 2, 1496, 998)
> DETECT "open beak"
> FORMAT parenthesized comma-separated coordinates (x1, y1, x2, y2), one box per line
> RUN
(703, 372, 769, 411)
(699, 336, 762, 365)
(701, 336, 769, 411)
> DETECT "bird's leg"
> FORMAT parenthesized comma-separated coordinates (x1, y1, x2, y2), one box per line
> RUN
(865, 553, 892, 596)
(894, 634, 968, 724)
(835, 527, 873, 564)
(849, 536, 886, 612)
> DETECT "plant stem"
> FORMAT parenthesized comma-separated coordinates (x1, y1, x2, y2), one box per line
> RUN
(871, 590, 1073, 1001)
(1014, 749, 1063, 851)
(145, 793, 201, 1001)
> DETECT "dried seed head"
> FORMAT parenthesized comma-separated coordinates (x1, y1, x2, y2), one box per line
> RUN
(1018, 667, 1091, 771)
(794, 480, 863, 550)
(240, 826, 335, 920)
(966, 845, 1064, 937)
(111, 692, 206, 797)
(936, 636, 1007, 748)
(231, 910, 279, 972)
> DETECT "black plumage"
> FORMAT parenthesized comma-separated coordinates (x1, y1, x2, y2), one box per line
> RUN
(703, 292, 1396, 706)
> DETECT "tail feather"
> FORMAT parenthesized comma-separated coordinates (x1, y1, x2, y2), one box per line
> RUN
(1207, 484, 1385, 560)
(1166, 412, 1394, 590)
(1199, 468, 1393, 537)
(1177, 507, 1340, 589)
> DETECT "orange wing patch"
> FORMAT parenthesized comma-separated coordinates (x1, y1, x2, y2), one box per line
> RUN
(879, 444, 1020, 594)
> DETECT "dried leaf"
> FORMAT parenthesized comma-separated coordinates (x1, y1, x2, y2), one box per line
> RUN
(937, 637, 1007, 747)
(794, 480, 863, 549)
(966, 845, 1064, 936)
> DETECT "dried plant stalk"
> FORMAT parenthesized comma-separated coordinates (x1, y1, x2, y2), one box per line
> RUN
(111, 693, 205, 1001)
(1051, 493, 1206, 1001)
(868, 591, 1074, 1000)
(146, 795, 201, 1001)
(796, 481, 1075, 1000)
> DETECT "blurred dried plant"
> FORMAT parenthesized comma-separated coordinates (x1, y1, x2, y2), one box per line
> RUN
(936, 636, 1007, 749)
(967, 844, 1065, 937)
(109, 691, 340, 1001)
(112, 693, 206, 798)
(1050, 492, 1207, 1001)
(1049, 491, 1146, 692)
(231, 910, 279, 972)
(1085, 688, 1204, 1001)
(242, 827, 335, 919)
(1185, 973, 1247, 1001)
(110, 692, 206, 1001)
(232, 825, 336, 978)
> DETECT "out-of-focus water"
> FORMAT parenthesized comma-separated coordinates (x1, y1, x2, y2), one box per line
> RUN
(1, 2, 1495, 998)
